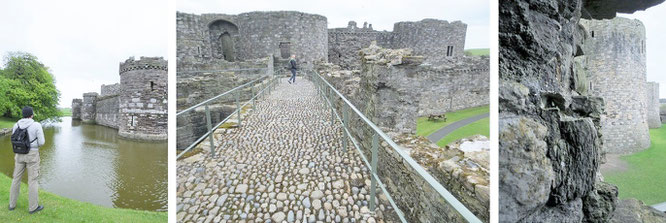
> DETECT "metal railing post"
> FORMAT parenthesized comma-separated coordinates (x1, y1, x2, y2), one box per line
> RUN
(370, 133, 378, 211)
(236, 91, 241, 127)
(251, 84, 255, 109)
(342, 106, 349, 152)
(205, 105, 215, 156)
(329, 88, 334, 125)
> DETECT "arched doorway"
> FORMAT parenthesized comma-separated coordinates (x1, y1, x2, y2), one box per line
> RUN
(220, 32, 235, 61)
(208, 19, 239, 61)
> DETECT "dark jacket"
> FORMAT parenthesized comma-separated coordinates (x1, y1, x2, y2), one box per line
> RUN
(289, 59, 298, 70)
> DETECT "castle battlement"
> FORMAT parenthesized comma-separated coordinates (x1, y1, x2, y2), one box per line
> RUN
(119, 57, 168, 75)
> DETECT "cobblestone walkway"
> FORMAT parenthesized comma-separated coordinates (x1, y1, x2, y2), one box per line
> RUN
(177, 79, 387, 223)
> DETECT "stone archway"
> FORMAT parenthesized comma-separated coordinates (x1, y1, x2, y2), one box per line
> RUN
(208, 19, 239, 61)
(220, 32, 235, 61)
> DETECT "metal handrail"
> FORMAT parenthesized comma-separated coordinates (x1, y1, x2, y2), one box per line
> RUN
(308, 70, 482, 223)
(176, 73, 278, 159)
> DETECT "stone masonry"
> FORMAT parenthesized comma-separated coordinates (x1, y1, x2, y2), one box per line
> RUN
(647, 82, 661, 128)
(118, 57, 168, 141)
(81, 92, 98, 123)
(71, 99, 82, 120)
(499, 0, 666, 222)
(320, 43, 489, 135)
(328, 19, 466, 69)
(581, 17, 651, 154)
(72, 56, 168, 141)
(177, 11, 328, 70)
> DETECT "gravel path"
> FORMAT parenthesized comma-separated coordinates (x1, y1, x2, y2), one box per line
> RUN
(177, 79, 388, 223)
(426, 113, 489, 144)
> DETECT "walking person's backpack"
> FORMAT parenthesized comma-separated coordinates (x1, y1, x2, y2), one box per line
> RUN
(11, 123, 35, 154)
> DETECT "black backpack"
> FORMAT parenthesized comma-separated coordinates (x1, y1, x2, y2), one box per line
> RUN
(11, 124, 36, 154)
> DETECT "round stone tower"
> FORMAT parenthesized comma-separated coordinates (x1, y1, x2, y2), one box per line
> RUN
(391, 19, 467, 64)
(118, 57, 168, 141)
(581, 17, 649, 154)
(233, 11, 328, 68)
(81, 93, 98, 123)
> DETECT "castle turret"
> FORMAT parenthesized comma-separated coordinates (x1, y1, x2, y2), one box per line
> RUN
(581, 17, 649, 154)
(118, 56, 168, 141)
(81, 93, 98, 123)
(72, 99, 82, 120)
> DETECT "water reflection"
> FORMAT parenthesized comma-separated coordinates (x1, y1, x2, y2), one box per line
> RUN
(0, 117, 167, 211)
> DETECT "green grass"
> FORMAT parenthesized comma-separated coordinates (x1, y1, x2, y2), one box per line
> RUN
(436, 117, 490, 147)
(0, 117, 16, 129)
(464, 48, 490, 56)
(58, 108, 72, 117)
(604, 125, 666, 205)
(0, 174, 166, 222)
(416, 105, 489, 137)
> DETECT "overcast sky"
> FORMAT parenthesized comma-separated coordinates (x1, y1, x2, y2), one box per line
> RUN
(620, 4, 666, 98)
(0, 0, 168, 107)
(177, 0, 490, 50)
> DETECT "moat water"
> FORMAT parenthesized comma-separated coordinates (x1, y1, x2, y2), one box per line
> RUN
(0, 117, 167, 212)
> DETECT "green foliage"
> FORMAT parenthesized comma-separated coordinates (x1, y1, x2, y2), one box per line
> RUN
(605, 125, 666, 205)
(416, 105, 490, 137)
(59, 108, 72, 117)
(464, 48, 490, 56)
(436, 117, 490, 147)
(0, 52, 61, 121)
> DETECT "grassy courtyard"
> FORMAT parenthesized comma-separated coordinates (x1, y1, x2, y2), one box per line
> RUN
(59, 108, 72, 117)
(604, 125, 666, 205)
(0, 174, 166, 222)
(416, 105, 490, 146)
(436, 117, 490, 147)
(464, 48, 490, 56)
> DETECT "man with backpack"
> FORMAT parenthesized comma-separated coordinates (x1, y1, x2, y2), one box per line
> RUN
(9, 106, 45, 214)
(288, 54, 298, 84)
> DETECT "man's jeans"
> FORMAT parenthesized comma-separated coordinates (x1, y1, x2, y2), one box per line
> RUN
(9, 150, 40, 211)
(289, 69, 296, 83)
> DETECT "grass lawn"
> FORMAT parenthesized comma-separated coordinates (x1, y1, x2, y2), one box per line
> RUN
(0, 174, 166, 222)
(436, 117, 490, 147)
(59, 108, 72, 117)
(464, 48, 490, 56)
(604, 125, 666, 205)
(416, 105, 489, 137)
(0, 117, 16, 129)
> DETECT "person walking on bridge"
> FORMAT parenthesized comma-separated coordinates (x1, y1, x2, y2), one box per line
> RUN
(8, 106, 45, 214)
(288, 54, 298, 84)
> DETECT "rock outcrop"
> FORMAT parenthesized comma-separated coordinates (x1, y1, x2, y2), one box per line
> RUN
(499, 0, 665, 222)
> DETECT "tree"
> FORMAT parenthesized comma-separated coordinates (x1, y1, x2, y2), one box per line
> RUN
(0, 52, 61, 121)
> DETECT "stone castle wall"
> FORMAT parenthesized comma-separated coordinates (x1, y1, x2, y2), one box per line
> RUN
(95, 95, 120, 129)
(646, 82, 661, 128)
(176, 57, 272, 150)
(101, 83, 121, 97)
(118, 57, 168, 141)
(328, 19, 466, 69)
(353, 44, 488, 134)
(177, 11, 328, 70)
(71, 99, 82, 120)
(390, 19, 466, 64)
(581, 17, 650, 154)
(73, 57, 168, 141)
(81, 92, 98, 123)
